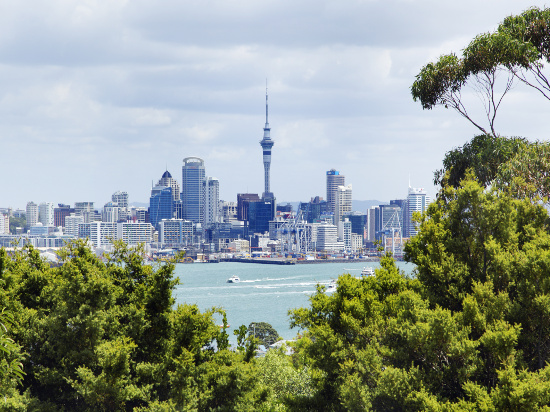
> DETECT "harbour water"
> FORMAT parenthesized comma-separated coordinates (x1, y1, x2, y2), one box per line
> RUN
(173, 260, 414, 344)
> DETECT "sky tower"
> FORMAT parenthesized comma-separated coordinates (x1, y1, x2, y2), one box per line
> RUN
(260, 87, 274, 200)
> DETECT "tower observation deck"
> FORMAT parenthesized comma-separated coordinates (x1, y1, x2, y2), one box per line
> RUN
(260, 89, 274, 199)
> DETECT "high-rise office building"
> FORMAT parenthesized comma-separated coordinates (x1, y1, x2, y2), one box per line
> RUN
(299, 196, 330, 223)
(38, 202, 55, 226)
(237, 193, 260, 221)
(260, 89, 274, 200)
(406, 187, 431, 237)
(26, 202, 38, 228)
(74, 202, 95, 223)
(248, 197, 276, 235)
(150, 185, 173, 229)
(54, 204, 74, 228)
(366, 207, 377, 242)
(181, 157, 205, 223)
(335, 184, 352, 226)
(344, 211, 368, 239)
(203, 177, 219, 225)
(157, 171, 180, 203)
(326, 169, 345, 214)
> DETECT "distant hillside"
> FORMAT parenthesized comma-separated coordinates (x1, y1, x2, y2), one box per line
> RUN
(352, 200, 389, 213)
(129, 202, 149, 208)
(279, 200, 388, 214)
(132, 200, 388, 214)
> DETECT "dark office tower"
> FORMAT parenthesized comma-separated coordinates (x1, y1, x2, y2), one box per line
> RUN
(299, 196, 329, 223)
(54, 204, 73, 228)
(326, 169, 345, 214)
(248, 197, 276, 235)
(260, 89, 274, 200)
(181, 157, 205, 224)
(237, 193, 260, 221)
(344, 211, 368, 238)
(149, 185, 173, 229)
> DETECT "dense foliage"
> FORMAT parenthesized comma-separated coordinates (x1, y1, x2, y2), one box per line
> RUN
(247, 322, 281, 348)
(3, 177, 550, 410)
(8, 216, 26, 234)
(435, 134, 550, 205)
(0, 240, 276, 411)
(290, 179, 550, 410)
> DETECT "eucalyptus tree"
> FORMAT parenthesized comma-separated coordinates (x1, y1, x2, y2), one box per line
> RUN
(412, 6, 550, 137)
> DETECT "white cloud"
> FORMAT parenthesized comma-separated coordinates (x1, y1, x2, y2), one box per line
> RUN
(1, 0, 548, 209)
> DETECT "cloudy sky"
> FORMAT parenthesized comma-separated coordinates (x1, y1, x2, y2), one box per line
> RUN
(2, 0, 548, 211)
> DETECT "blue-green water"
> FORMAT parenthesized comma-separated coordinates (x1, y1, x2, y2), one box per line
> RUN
(173, 261, 414, 344)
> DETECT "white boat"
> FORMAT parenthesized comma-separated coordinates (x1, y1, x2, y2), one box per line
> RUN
(227, 275, 240, 283)
(361, 267, 375, 277)
(326, 279, 337, 293)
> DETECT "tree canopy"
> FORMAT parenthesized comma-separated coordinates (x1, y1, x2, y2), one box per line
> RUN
(247, 322, 281, 348)
(412, 6, 550, 137)
(434, 134, 550, 206)
(289, 178, 550, 410)
(0, 240, 278, 410)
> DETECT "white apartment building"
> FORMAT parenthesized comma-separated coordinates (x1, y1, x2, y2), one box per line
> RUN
(0, 213, 8, 234)
(38, 202, 55, 227)
(74, 202, 96, 223)
(316, 222, 343, 252)
(65, 213, 84, 237)
(351, 233, 363, 253)
(111, 191, 129, 208)
(102, 202, 121, 223)
(79, 221, 153, 247)
(159, 219, 194, 245)
(88, 222, 117, 248)
(407, 187, 431, 237)
(26, 202, 39, 228)
(340, 218, 352, 251)
(117, 222, 153, 245)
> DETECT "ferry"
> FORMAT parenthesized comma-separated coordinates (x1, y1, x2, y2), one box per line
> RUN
(361, 267, 375, 277)
(227, 275, 240, 283)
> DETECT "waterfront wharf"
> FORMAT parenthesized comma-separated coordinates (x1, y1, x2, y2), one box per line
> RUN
(219, 257, 382, 265)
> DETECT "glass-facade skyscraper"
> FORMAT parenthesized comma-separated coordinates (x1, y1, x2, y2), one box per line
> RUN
(181, 157, 205, 224)
(326, 169, 345, 215)
(149, 185, 173, 229)
(248, 198, 276, 235)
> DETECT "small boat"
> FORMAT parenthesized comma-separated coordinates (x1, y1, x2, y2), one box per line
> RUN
(361, 267, 375, 277)
(326, 279, 337, 293)
(227, 275, 240, 283)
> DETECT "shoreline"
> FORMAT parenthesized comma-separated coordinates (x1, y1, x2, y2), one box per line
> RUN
(218, 257, 395, 265)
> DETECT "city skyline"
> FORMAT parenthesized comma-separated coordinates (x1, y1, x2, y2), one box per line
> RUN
(2, 1, 548, 210)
